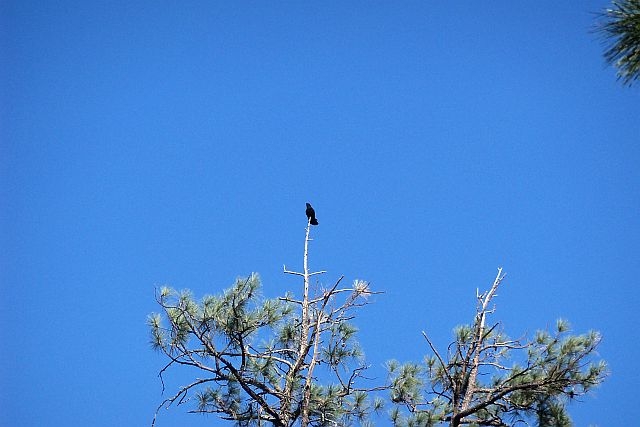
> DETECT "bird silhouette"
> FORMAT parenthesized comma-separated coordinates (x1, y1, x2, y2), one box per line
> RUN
(305, 203, 319, 225)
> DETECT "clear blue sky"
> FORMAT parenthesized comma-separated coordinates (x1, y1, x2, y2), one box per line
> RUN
(1, 1, 638, 426)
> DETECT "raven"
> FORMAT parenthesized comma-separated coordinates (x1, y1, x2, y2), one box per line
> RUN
(305, 203, 319, 225)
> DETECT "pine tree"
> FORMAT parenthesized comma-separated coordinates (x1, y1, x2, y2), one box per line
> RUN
(387, 269, 607, 427)
(149, 217, 383, 426)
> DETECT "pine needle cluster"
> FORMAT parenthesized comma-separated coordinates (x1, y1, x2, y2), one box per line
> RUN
(598, 0, 640, 85)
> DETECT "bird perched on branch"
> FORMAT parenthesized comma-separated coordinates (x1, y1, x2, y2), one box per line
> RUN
(305, 203, 319, 225)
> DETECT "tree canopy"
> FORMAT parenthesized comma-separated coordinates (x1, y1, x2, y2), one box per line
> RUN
(149, 227, 607, 426)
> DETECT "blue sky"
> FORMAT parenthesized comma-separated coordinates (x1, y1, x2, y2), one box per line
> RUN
(1, 1, 638, 426)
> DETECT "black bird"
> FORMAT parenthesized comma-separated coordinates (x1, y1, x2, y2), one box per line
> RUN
(305, 203, 319, 225)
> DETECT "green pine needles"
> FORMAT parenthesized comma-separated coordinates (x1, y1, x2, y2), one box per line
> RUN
(149, 230, 607, 426)
(598, 0, 640, 85)
(149, 223, 383, 427)
(387, 270, 608, 427)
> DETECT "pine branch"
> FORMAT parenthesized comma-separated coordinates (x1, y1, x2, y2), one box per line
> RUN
(388, 268, 606, 427)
